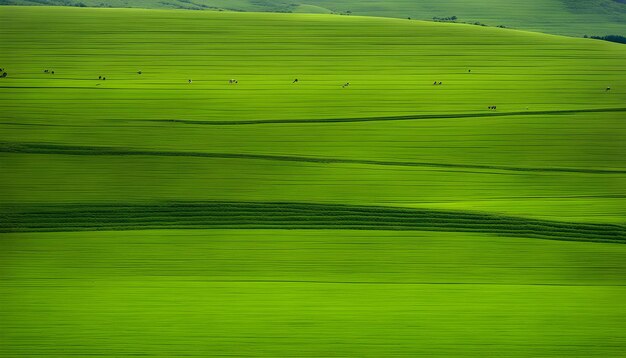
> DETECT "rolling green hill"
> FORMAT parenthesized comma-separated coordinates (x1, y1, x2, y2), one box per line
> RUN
(1, 6, 625, 223)
(1, 6, 625, 357)
(1, 0, 625, 36)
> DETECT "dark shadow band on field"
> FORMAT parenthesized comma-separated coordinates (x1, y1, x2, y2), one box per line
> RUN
(147, 107, 626, 126)
(1, 202, 624, 244)
(1, 142, 624, 175)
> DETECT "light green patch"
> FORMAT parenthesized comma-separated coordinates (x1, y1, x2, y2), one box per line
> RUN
(1, 229, 626, 357)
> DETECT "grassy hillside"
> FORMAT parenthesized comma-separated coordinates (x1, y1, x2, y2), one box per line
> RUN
(3, 230, 626, 357)
(1, 6, 625, 357)
(1, 6, 625, 223)
(0, 0, 625, 36)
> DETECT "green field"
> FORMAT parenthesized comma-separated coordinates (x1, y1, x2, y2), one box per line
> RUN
(2, 0, 625, 36)
(1, 6, 626, 357)
(2, 230, 626, 357)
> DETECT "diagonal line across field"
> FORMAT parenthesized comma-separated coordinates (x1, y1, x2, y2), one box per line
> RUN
(2, 141, 624, 175)
(2, 201, 624, 243)
(144, 107, 626, 125)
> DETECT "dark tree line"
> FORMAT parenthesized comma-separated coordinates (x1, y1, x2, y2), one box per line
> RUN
(433, 16, 457, 22)
(584, 34, 626, 44)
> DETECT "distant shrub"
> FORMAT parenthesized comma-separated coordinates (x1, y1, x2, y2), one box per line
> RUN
(588, 35, 626, 44)
(433, 16, 457, 22)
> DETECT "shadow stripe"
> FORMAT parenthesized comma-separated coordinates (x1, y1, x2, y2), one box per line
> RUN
(2, 201, 624, 243)
(1, 142, 624, 175)
(145, 107, 626, 125)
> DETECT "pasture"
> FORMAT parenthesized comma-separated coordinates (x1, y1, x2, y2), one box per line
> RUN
(1, 6, 626, 357)
(2, 229, 626, 357)
(3, 0, 626, 36)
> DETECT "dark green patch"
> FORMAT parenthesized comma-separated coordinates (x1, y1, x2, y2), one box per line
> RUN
(2, 201, 624, 243)
(2, 141, 625, 175)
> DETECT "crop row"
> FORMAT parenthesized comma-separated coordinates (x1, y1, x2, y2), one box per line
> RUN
(2, 201, 624, 243)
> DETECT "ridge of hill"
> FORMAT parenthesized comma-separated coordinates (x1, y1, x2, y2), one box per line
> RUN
(0, 0, 625, 36)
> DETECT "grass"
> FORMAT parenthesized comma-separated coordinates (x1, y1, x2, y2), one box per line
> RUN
(2, 229, 626, 357)
(1, 6, 625, 223)
(1, 6, 626, 357)
(2, 0, 625, 36)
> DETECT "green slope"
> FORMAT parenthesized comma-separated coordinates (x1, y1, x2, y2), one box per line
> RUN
(1, 6, 626, 357)
(1, 6, 625, 224)
(2, 230, 626, 357)
(1, 0, 625, 36)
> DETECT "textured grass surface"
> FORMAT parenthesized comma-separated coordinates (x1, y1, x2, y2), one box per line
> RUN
(2, 0, 625, 36)
(1, 6, 626, 357)
(2, 229, 626, 357)
(1, 7, 625, 223)
(3, 202, 625, 243)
